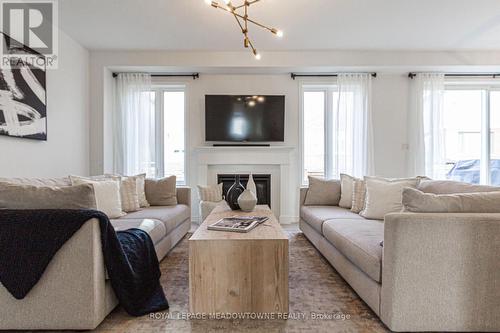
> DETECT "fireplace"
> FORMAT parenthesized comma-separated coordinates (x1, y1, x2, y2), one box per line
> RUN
(217, 174, 271, 207)
(195, 146, 295, 224)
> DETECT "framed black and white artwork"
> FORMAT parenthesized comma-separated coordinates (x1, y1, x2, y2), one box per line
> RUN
(0, 33, 47, 141)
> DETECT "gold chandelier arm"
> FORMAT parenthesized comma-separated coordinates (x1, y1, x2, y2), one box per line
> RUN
(212, 3, 276, 34)
(244, 2, 248, 32)
(232, 11, 245, 33)
(246, 37, 258, 56)
(233, 0, 261, 10)
(212, 3, 234, 13)
(242, 16, 274, 33)
(209, 0, 279, 58)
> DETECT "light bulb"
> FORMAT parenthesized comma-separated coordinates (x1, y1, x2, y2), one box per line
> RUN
(222, 0, 231, 4)
(271, 28, 283, 38)
(204, 0, 212, 5)
(255, 53, 261, 60)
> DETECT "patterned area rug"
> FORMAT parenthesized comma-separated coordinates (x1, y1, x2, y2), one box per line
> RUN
(96, 232, 389, 333)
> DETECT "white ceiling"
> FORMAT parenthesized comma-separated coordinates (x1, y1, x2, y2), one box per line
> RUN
(59, 0, 500, 51)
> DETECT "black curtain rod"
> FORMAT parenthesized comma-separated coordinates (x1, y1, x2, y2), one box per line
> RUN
(408, 72, 500, 79)
(112, 73, 199, 79)
(291, 73, 377, 80)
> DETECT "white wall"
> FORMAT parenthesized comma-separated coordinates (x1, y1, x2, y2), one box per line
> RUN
(183, 74, 299, 222)
(157, 73, 411, 175)
(182, 74, 298, 148)
(179, 74, 411, 214)
(89, 49, 500, 222)
(0, 31, 90, 178)
(89, 49, 500, 177)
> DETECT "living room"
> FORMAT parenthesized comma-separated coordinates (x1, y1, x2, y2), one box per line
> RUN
(0, 0, 499, 332)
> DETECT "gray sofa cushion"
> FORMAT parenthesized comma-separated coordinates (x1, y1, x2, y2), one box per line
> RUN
(300, 205, 363, 234)
(110, 218, 166, 245)
(119, 205, 190, 234)
(0, 182, 97, 210)
(403, 187, 500, 213)
(322, 218, 384, 282)
(418, 180, 500, 194)
(0, 177, 71, 187)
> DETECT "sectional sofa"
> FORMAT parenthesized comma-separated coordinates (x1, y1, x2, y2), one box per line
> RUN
(0, 177, 191, 330)
(300, 179, 500, 332)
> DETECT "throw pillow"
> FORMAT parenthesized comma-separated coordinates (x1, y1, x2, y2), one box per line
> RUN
(103, 173, 149, 208)
(350, 176, 412, 214)
(402, 187, 500, 213)
(350, 179, 366, 213)
(0, 182, 97, 209)
(360, 177, 420, 220)
(304, 176, 341, 206)
(197, 183, 223, 202)
(339, 174, 358, 208)
(118, 176, 141, 212)
(133, 174, 150, 207)
(145, 176, 177, 206)
(70, 176, 125, 218)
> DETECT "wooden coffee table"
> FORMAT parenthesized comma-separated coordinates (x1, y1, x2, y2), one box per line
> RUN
(189, 202, 289, 314)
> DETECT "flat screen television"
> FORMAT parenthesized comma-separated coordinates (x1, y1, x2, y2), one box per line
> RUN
(205, 95, 285, 142)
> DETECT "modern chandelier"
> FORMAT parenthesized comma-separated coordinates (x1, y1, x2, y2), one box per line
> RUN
(204, 0, 283, 59)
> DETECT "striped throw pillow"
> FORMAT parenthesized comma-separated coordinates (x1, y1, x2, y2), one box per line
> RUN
(197, 183, 223, 202)
(119, 176, 141, 212)
(351, 179, 366, 213)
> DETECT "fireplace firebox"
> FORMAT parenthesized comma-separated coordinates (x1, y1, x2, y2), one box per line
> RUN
(217, 174, 271, 207)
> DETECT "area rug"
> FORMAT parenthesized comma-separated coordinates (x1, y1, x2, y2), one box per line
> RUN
(95, 231, 389, 333)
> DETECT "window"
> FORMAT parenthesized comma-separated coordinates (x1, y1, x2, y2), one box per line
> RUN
(151, 85, 186, 184)
(303, 90, 325, 181)
(140, 91, 157, 178)
(301, 85, 339, 184)
(301, 77, 373, 185)
(442, 82, 500, 185)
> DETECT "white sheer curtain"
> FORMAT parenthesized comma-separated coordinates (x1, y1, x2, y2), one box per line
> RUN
(333, 73, 374, 178)
(114, 73, 156, 177)
(407, 73, 446, 179)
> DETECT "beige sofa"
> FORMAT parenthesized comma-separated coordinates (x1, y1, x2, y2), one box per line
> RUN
(0, 177, 191, 330)
(299, 180, 500, 332)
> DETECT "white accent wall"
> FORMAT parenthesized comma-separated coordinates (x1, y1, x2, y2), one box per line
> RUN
(88, 50, 500, 222)
(169, 72, 411, 222)
(0, 31, 90, 178)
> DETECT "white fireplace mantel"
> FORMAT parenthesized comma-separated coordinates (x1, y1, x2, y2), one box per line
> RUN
(195, 145, 294, 164)
(193, 146, 297, 224)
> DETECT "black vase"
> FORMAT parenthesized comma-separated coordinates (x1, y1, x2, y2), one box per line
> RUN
(226, 175, 245, 210)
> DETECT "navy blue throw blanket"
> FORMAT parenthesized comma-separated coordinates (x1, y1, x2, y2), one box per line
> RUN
(0, 209, 169, 316)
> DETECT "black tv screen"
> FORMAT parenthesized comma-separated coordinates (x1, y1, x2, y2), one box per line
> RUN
(205, 95, 285, 142)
